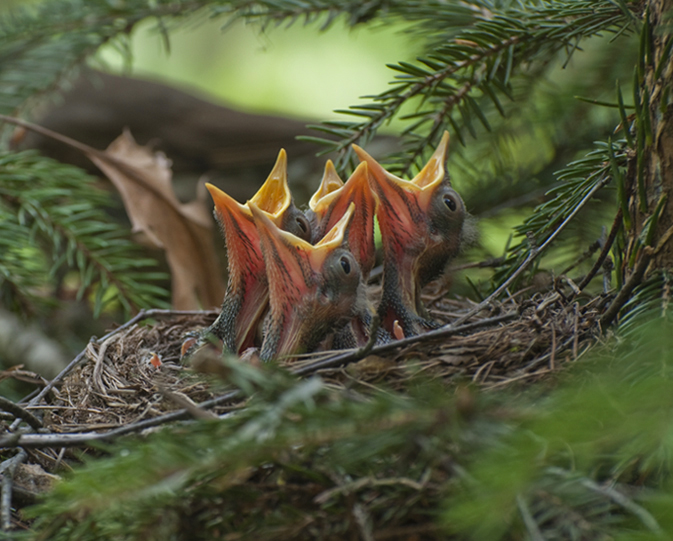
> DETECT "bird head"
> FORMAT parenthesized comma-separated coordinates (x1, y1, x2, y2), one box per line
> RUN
(250, 201, 363, 360)
(203, 149, 311, 353)
(352, 131, 465, 335)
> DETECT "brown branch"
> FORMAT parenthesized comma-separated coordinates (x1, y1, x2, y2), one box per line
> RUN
(0, 389, 241, 449)
(293, 312, 517, 376)
(577, 208, 622, 291)
(0, 450, 26, 532)
(0, 397, 42, 431)
(599, 247, 653, 328)
(600, 222, 673, 328)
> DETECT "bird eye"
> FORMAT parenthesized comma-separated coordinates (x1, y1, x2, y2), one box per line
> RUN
(443, 195, 457, 211)
(339, 256, 351, 274)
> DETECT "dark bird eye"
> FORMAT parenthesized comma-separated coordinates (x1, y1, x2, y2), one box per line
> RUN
(339, 256, 351, 274)
(443, 195, 457, 211)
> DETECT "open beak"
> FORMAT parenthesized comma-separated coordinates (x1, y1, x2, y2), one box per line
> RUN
(204, 183, 268, 353)
(250, 148, 311, 241)
(249, 149, 292, 217)
(308, 159, 344, 212)
(308, 161, 378, 279)
(352, 132, 449, 255)
(250, 202, 362, 361)
(352, 131, 465, 337)
(195, 149, 307, 355)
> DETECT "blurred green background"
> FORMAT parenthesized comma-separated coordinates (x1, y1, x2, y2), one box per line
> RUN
(98, 17, 419, 122)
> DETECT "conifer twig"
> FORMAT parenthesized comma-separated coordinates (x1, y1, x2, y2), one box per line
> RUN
(578, 477, 662, 534)
(516, 494, 544, 541)
(577, 208, 622, 292)
(453, 175, 611, 329)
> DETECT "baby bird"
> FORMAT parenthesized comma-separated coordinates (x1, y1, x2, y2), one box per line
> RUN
(250, 202, 365, 361)
(353, 131, 466, 337)
(183, 150, 311, 357)
(306, 160, 386, 347)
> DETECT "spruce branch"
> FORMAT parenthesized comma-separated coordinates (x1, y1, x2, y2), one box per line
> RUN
(0, 151, 169, 317)
(298, 0, 635, 175)
(0, 0, 207, 123)
(492, 140, 628, 290)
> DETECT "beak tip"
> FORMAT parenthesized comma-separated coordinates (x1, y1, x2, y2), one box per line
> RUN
(351, 144, 367, 161)
(205, 182, 219, 197)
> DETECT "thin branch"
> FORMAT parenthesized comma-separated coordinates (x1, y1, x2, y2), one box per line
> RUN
(577, 208, 622, 291)
(0, 392, 240, 449)
(354, 314, 380, 359)
(454, 175, 611, 329)
(559, 240, 601, 278)
(600, 248, 653, 328)
(516, 494, 544, 541)
(0, 449, 26, 532)
(548, 467, 663, 534)
(315, 476, 424, 504)
(600, 222, 673, 327)
(579, 478, 662, 534)
(0, 397, 42, 431)
(293, 312, 517, 376)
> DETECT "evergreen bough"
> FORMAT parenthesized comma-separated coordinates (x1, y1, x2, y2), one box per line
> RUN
(0, 150, 168, 317)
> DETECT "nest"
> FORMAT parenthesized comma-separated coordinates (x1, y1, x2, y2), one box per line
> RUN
(46, 288, 603, 436)
(14, 288, 602, 433)
(0, 281, 606, 531)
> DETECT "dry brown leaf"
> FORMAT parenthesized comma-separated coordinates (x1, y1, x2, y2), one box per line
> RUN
(87, 130, 225, 309)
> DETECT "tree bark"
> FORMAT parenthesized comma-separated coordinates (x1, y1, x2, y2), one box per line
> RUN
(629, 0, 673, 271)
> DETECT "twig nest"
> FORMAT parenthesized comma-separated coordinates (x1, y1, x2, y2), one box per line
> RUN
(35, 287, 601, 437)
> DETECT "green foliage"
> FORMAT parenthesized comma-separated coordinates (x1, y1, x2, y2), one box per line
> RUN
(0, 0, 203, 123)
(0, 0, 645, 298)
(216, 0, 639, 292)
(493, 140, 626, 288)
(446, 322, 673, 539)
(0, 151, 169, 316)
(292, 0, 636, 174)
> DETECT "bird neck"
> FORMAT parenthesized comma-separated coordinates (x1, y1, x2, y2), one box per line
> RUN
(378, 251, 421, 336)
